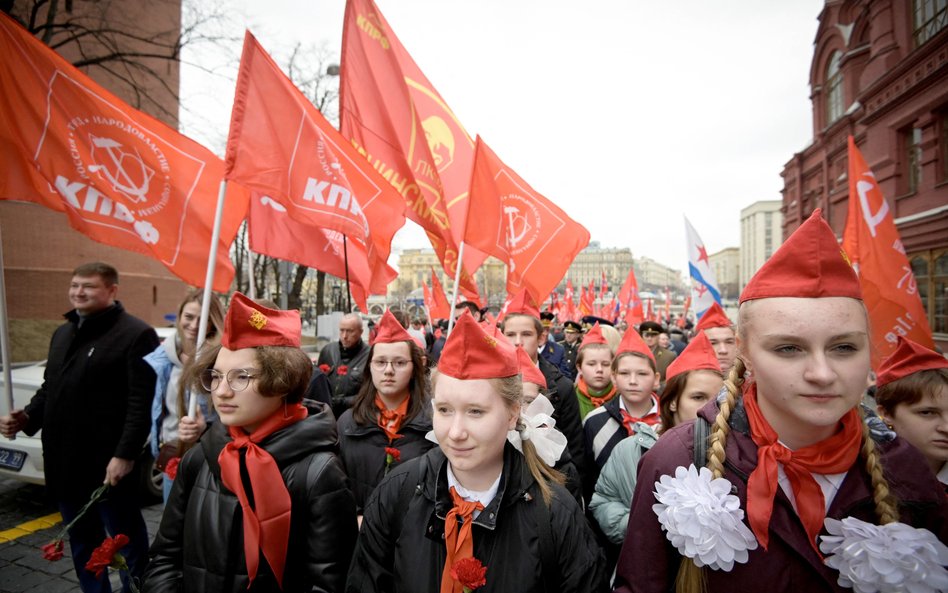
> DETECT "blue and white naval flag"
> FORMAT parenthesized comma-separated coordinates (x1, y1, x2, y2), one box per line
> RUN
(684, 216, 722, 317)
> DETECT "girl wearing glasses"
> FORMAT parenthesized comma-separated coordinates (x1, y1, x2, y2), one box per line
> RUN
(337, 310, 434, 517)
(144, 293, 357, 593)
(144, 288, 224, 502)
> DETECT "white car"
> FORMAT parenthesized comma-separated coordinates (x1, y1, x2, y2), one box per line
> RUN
(0, 326, 176, 499)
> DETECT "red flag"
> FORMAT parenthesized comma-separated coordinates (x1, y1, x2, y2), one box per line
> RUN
(246, 192, 397, 312)
(646, 299, 655, 323)
(429, 268, 451, 320)
(664, 287, 672, 323)
(678, 296, 692, 328)
(422, 281, 434, 324)
(599, 270, 608, 301)
(842, 136, 934, 367)
(465, 137, 589, 300)
(0, 14, 245, 291)
(606, 297, 618, 324)
(340, 0, 483, 292)
(617, 266, 644, 327)
(580, 284, 594, 316)
(564, 279, 577, 322)
(460, 284, 484, 309)
(226, 32, 404, 297)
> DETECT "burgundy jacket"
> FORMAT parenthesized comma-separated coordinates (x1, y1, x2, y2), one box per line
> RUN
(613, 399, 948, 593)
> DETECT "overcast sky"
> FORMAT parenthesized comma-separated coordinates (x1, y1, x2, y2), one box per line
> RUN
(180, 0, 825, 275)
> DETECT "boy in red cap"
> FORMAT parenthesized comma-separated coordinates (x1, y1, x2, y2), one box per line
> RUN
(574, 323, 617, 420)
(144, 293, 357, 592)
(347, 312, 607, 592)
(336, 309, 434, 516)
(615, 210, 948, 593)
(874, 336, 948, 490)
(694, 301, 738, 374)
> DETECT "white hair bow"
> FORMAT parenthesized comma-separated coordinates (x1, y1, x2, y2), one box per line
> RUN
(506, 394, 567, 467)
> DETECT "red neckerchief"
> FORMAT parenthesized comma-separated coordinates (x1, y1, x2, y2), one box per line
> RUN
(619, 394, 660, 435)
(218, 403, 308, 588)
(576, 375, 617, 407)
(744, 383, 861, 553)
(375, 395, 409, 442)
(440, 486, 484, 593)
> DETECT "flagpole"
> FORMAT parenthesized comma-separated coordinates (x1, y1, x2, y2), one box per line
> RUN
(0, 226, 14, 416)
(446, 241, 465, 335)
(343, 235, 352, 312)
(191, 179, 227, 418)
(247, 243, 256, 299)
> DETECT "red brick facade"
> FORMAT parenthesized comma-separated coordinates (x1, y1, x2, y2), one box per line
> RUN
(781, 0, 948, 347)
(2, 0, 188, 325)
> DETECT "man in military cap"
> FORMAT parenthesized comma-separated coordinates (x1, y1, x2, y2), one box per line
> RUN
(558, 320, 582, 380)
(581, 315, 614, 329)
(538, 311, 571, 379)
(638, 320, 677, 382)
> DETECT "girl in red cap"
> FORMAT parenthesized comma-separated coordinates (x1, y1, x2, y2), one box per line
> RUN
(614, 211, 948, 593)
(337, 310, 434, 518)
(347, 312, 607, 592)
(874, 336, 948, 491)
(144, 293, 357, 593)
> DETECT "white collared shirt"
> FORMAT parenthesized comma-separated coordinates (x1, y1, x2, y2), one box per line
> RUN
(447, 464, 502, 520)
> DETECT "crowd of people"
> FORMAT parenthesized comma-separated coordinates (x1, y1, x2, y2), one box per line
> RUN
(2, 208, 948, 593)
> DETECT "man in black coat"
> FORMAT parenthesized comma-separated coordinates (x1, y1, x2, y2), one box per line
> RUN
(317, 313, 369, 418)
(0, 262, 158, 593)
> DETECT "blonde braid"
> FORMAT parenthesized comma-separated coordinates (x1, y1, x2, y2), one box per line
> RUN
(674, 358, 747, 593)
(858, 410, 900, 525)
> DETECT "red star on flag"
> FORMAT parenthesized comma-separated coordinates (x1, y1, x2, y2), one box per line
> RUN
(696, 244, 710, 266)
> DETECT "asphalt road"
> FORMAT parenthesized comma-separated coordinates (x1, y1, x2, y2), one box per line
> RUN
(0, 477, 164, 592)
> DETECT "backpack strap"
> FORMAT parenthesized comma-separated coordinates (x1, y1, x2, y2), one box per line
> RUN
(693, 415, 712, 468)
(530, 487, 561, 593)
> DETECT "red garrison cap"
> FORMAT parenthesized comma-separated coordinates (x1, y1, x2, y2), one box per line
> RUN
(695, 302, 732, 331)
(222, 292, 301, 350)
(503, 289, 540, 319)
(437, 310, 519, 379)
(371, 310, 415, 345)
(876, 336, 948, 388)
(517, 346, 547, 388)
(665, 331, 720, 382)
(579, 322, 609, 350)
(739, 209, 861, 304)
(615, 327, 655, 363)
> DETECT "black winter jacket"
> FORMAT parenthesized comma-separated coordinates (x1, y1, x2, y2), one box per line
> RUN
(346, 444, 608, 593)
(24, 302, 158, 500)
(336, 406, 434, 513)
(538, 357, 586, 487)
(143, 401, 358, 593)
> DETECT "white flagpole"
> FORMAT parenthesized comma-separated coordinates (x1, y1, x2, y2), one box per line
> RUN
(191, 179, 227, 418)
(0, 226, 14, 417)
(446, 241, 465, 335)
(247, 246, 257, 299)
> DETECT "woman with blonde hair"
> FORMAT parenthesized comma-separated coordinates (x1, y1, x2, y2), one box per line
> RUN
(614, 211, 948, 593)
(144, 288, 225, 501)
(346, 312, 606, 592)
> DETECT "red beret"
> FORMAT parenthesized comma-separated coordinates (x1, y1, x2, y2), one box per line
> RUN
(371, 310, 414, 345)
(615, 327, 654, 363)
(740, 209, 861, 304)
(694, 302, 732, 332)
(221, 292, 301, 350)
(665, 331, 720, 383)
(517, 346, 547, 388)
(437, 310, 519, 379)
(875, 336, 948, 388)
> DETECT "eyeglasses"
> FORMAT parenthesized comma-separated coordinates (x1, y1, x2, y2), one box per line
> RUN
(200, 368, 259, 392)
(370, 359, 411, 371)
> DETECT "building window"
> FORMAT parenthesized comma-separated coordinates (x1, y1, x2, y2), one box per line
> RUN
(825, 51, 844, 125)
(910, 250, 948, 335)
(914, 0, 948, 46)
(903, 127, 923, 194)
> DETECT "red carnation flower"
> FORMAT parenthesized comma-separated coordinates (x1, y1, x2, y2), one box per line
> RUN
(41, 540, 64, 562)
(318, 363, 331, 375)
(85, 534, 129, 578)
(385, 447, 401, 462)
(451, 557, 487, 591)
(164, 456, 181, 480)
(337, 365, 349, 376)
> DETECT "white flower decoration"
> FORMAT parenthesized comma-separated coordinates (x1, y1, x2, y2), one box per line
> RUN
(820, 517, 948, 593)
(652, 464, 758, 571)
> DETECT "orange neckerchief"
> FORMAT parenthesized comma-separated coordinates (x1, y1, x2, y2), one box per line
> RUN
(576, 375, 617, 407)
(218, 403, 308, 588)
(440, 486, 484, 593)
(620, 394, 660, 435)
(744, 384, 861, 553)
(375, 395, 409, 442)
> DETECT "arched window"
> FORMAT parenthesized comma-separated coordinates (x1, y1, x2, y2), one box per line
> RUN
(825, 51, 844, 125)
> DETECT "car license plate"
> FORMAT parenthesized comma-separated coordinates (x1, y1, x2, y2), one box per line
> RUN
(0, 448, 26, 471)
